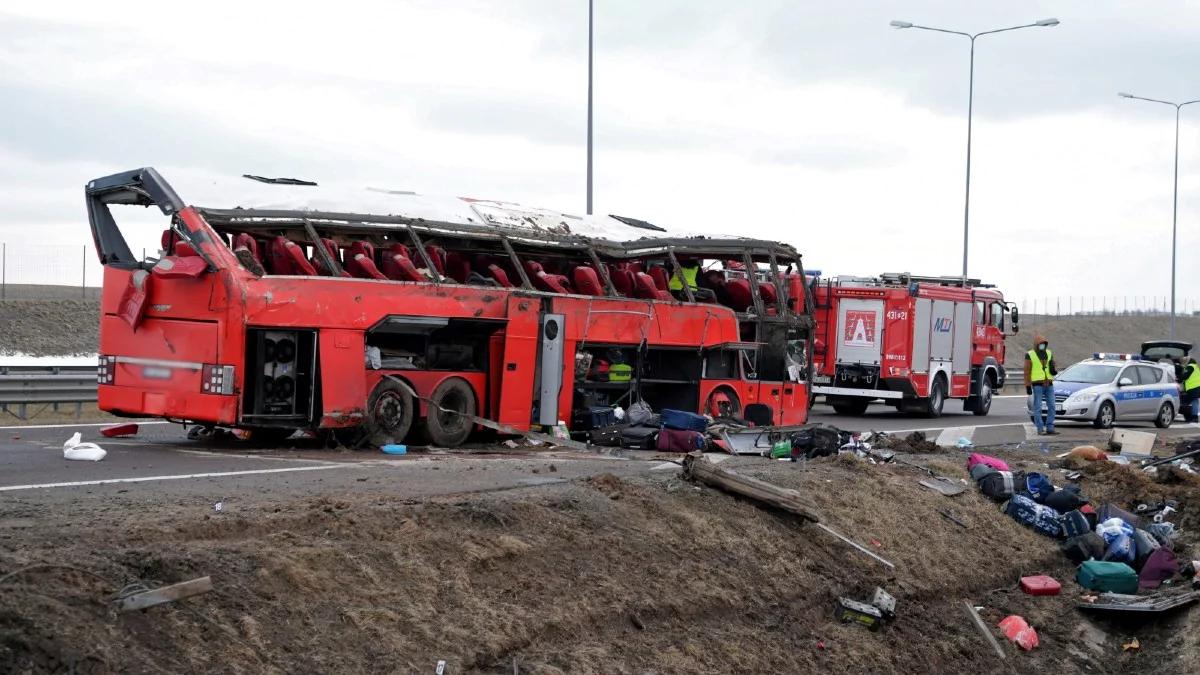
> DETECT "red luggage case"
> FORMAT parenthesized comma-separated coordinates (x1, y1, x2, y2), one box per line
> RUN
(1019, 575, 1061, 596)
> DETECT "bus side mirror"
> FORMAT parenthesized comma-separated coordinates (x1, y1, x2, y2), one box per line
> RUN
(1010, 306, 1020, 334)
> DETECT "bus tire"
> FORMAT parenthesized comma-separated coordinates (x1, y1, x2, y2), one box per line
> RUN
(422, 377, 476, 447)
(365, 378, 415, 447)
(705, 386, 741, 419)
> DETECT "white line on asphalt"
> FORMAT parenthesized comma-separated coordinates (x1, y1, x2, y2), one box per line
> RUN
(0, 464, 357, 492)
(994, 395, 1028, 399)
(0, 421, 172, 431)
(170, 448, 346, 464)
(877, 421, 1034, 435)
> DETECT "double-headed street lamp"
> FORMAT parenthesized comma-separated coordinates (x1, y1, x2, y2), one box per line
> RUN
(1118, 92, 1200, 339)
(890, 18, 1060, 280)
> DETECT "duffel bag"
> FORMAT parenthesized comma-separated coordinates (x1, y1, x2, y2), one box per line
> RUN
(1021, 472, 1055, 503)
(661, 409, 708, 433)
(1044, 487, 1088, 512)
(969, 463, 999, 482)
(967, 452, 1009, 472)
(1062, 532, 1106, 564)
(1139, 547, 1179, 590)
(979, 470, 1022, 502)
(1005, 494, 1063, 538)
(808, 425, 842, 458)
(1060, 510, 1091, 539)
(1103, 533, 1135, 564)
(619, 425, 658, 449)
(1132, 528, 1161, 563)
(656, 428, 706, 452)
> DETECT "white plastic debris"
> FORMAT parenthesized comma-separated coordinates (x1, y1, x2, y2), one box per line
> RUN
(63, 432, 106, 461)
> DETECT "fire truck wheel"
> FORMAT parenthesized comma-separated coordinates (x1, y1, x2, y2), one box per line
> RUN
(365, 379, 415, 446)
(968, 380, 993, 416)
(922, 377, 946, 418)
(422, 377, 476, 447)
(830, 398, 870, 416)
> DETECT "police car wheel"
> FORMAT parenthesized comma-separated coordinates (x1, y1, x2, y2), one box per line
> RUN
(1155, 402, 1175, 429)
(1093, 401, 1115, 429)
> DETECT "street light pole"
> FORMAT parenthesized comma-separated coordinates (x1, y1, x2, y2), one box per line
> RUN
(586, 0, 594, 215)
(1118, 92, 1200, 339)
(890, 18, 1059, 281)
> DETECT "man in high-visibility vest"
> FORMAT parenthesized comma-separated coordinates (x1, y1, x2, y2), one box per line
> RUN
(1181, 357, 1200, 422)
(668, 259, 700, 295)
(1024, 335, 1059, 435)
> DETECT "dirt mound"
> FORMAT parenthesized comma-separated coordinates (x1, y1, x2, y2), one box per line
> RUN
(0, 453, 1143, 674)
(874, 431, 943, 454)
(0, 300, 99, 356)
(1005, 315, 1200, 371)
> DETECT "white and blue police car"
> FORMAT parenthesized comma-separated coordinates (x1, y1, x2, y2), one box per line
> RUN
(1028, 353, 1180, 429)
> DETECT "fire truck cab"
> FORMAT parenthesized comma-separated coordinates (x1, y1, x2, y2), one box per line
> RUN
(811, 273, 1018, 417)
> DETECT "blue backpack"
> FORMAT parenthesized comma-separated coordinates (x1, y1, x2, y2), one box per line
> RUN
(1021, 472, 1055, 503)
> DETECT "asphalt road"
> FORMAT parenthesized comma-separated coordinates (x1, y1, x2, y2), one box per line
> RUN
(2, 402, 1197, 509)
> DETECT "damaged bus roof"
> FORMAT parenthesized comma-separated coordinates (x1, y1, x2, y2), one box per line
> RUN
(86, 167, 802, 261)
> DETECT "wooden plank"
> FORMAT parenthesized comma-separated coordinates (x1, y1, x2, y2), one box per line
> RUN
(682, 452, 820, 522)
(964, 602, 1007, 661)
(117, 576, 213, 612)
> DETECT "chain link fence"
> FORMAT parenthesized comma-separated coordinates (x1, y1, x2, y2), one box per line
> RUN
(1018, 296, 1200, 317)
(1, 243, 106, 300)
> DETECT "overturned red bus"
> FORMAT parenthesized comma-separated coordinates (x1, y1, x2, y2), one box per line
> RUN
(86, 168, 814, 446)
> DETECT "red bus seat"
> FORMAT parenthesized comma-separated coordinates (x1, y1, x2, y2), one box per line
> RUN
(573, 266, 604, 295)
(759, 281, 778, 305)
(311, 238, 349, 277)
(487, 264, 514, 287)
(524, 261, 570, 294)
(649, 266, 671, 293)
(173, 241, 199, 257)
(424, 245, 446, 275)
(634, 272, 670, 300)
(381, 244, 423, 282)
(345, 241, 387, 280)
(608, 265, 634, 296)
(268, 236, 318, 276)
(444, 251, 471, 283)
(725, 278, 753, 311)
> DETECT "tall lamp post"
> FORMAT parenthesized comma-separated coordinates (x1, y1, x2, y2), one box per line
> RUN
(586, 0, 594, 215)
(890, 18, 1059, 281)
(1118, 92, 1200, 339)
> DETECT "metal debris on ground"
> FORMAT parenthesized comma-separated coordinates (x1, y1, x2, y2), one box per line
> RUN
(116, 576, 214, 612)
(964, 603, 1006, 660)
(836, 597, 884, 630)
(938, 509, 969, 529)
(1077, 589, 1200, 615)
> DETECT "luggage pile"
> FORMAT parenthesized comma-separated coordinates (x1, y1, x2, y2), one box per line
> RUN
(574, 402, 709, 452)
(967, 452, 1188, 593)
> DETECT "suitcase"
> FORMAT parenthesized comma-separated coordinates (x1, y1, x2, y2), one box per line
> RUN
(1019, 575, 1061, 596)
(1044, 487, 1088, 512)
(1060, 510, 1091, 538)
(572, 406, 617, 431)
(1076, 560, 1139, 594)
(1098, 503, 1141, 529)
(661, 408, 708, 432)
(588, 424, 625, 447)
(979, 471, 1019, 502)
(969, 463, 999, 482)
(1062, 533, 1106, 564)
(657, 428, 706, 452)
(619, 425, 658, 449)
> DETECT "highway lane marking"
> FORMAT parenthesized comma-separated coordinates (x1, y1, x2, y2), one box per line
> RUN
(0, 421, 172, 431)
(0, 464, 358, 492)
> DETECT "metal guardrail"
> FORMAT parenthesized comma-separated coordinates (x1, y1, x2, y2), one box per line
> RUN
(0, 365, 98, 420)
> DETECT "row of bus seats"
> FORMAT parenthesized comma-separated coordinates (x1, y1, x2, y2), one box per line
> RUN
(221, 233, 783, 312)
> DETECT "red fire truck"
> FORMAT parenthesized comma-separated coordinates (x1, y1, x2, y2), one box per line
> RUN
(810, 274, 1018, 417)
(86, 168, 814, 446)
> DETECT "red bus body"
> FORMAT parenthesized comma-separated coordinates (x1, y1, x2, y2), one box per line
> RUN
(810, 274, 1016, 417)
(87, 168, 814, 444)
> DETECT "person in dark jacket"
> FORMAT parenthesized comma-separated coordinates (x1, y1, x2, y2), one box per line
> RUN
(1024, 335, 1059, 435)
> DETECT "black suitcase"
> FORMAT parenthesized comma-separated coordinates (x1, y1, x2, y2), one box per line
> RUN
(589, 424, 625, 447)
(620, 425, 658, 449)
(572, 406, 617, 431)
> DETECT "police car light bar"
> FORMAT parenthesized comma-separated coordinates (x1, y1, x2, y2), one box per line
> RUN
(1092, 352, 1142, 361)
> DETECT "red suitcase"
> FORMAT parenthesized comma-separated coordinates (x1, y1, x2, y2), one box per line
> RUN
(1019, 575, 1061, 596)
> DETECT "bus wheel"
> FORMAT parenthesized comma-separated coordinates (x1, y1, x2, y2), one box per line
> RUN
(422, 377, 476, 447)
(705, 387, 741, 419)
(365, 379, 415, 447)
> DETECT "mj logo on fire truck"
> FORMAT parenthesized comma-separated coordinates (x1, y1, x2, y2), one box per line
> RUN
(843, 310, 877, 347)
(933, 317, 953, 333)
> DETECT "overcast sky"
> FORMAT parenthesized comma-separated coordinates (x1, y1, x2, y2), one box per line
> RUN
(2, 1, 1199, 311)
